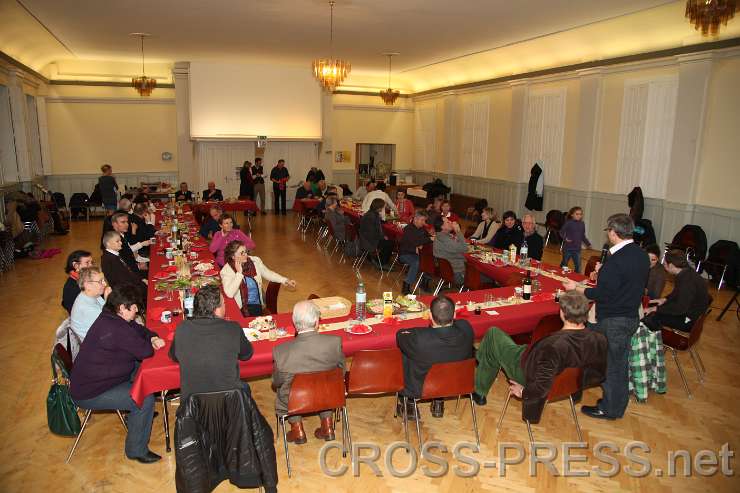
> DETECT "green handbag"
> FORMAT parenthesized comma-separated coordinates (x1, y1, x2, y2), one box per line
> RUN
(47, 350, 81, 437)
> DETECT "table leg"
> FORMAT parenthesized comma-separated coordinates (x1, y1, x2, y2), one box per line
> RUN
(162, 390, 171, 453)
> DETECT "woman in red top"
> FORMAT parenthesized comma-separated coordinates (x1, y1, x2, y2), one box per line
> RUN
(395, 190, 415, 222)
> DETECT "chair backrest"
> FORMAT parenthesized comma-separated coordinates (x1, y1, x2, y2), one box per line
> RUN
(287, 367, 346, 415)
(264, 281, 281, 314)
(436, 257, 456, 284)
(547, 367, 583, 401)
(504, 272, 525, 287)
(347, 348, 404, 395)
(420, 358, 476, 400)
(530, 314, 562, 346)
(52, 192, 66, 208)
(584, 255, 601, 277)
(345, 222, 358, 241)
(53, 343, 74, 378)
(688, 299, 712, 347)
(671, 225, 708, 262)
(545, 210, 564, 230)
(418, 243, 437, 276)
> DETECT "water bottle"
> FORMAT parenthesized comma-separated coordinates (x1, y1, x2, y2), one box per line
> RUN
(520, 239, 529, 263)
(183, 288, 195, 319)
(355, 281, 366, 321)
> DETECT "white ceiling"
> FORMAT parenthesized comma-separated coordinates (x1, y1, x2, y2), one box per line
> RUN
(17, 0, 673, 72)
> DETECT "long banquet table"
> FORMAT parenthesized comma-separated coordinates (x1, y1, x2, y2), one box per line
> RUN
(192, 199, 259, 224)
(130, 207, 588, 451)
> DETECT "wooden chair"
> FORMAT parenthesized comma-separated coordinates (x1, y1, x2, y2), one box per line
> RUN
(346, 349, 407, 441)
(277, 368, 351, 477)
(497, 367, 585, 445)
(404, 359, 480, 452)
(662, 304, 712, 398)
(264, 281, 281, 315)
(412, 243, 438, 294)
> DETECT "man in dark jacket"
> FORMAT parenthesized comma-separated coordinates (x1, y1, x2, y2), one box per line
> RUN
(472, 291, 607, 423)
(643, 249, 710, 332)
(564, 213, 649, 420)
(358, 198, 392, 266)
(521, 214, 544, 261)
(398, 210, 432, 294)
(202, 181, 224, 202)
(396, 295, 474, 419)
(324, 197, 351, 241)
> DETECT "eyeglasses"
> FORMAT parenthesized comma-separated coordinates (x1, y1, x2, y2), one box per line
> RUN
(87, 279, 107, 285)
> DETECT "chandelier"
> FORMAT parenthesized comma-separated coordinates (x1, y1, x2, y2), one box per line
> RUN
(685, 0, 737, 36)
(312, 1, 351, 91)
(131, 33, 157, 96)
(379, 53, 400, 105)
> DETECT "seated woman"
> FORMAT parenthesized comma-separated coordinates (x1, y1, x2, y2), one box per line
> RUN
(170, 285, 253, 400)
(490, 210, 523, 250)
(208, 213, 256, 267)
(395, 190, 415, 222)
(70, 267, 111, 341)
(101, 231, 148, 306)
(645, 243, 667, 300)
(469, 207, 499, 245)
(62, 250, 93, 314)
(643, 249, 711, 332)
(220, 240, 296, 317)
(358, 198, 393, 266)
(70, 285, 165, 463)
(440, 200, 459, 223)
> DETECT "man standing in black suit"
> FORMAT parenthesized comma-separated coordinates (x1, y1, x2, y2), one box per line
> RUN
(563, 213, 649, 420)
(202, 181, 224, 202)
(396, 295, 474, 419)
(251, 158, 266, 214)
(269, 159, 290, 215)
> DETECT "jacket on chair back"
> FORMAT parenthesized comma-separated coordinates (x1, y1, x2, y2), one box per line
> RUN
(174, 388, 278, 493)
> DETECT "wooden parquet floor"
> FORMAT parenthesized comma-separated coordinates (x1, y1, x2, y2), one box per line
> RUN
(1, 213, 738, 492)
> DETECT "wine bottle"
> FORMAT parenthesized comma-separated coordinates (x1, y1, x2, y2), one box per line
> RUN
(522, 270, 532, 301)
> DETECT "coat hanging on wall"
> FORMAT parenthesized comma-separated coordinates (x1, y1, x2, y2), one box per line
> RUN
(628, 186, 644, 223)
(525, 163, 544, 211)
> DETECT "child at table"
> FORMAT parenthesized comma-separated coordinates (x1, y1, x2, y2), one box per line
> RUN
(559, 206, 591, 273)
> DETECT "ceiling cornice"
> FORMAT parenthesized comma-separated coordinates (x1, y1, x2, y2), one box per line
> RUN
(0, 50, 49, 84)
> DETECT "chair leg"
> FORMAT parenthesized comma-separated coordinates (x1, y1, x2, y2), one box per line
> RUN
(668, 346, 692, 398)
(279, 416, 291, 477)
(66, 409, 93, 463)
(693, 348, 706, 374)
(161, 390, 171, 452)
(689, 348, 705, 383)
(496, 391, 512, 431)
(342, 406, 352, 460)
(401, 395, 409, 444)
(717, 265, 727, 291)
(544, 229, 551, 246)
(116, 410, 128, 432)
(387, 253, 399, 274)
(469, 394, 480, 447)
(569, 396, 584, 444)
(412, 273, 423, 295)
(455, 395, 460, 412)
(526, 420, 535, 445)
(376, 252, 384, 278)
(413, 399, 422, 452)
(432, 279, 444, 296)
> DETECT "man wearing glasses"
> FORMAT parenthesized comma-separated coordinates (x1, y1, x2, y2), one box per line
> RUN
(71, 266, 112, 341)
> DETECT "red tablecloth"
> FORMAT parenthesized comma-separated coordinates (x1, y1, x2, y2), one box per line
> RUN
(293, 198, 321, 213)
(465, 254, 588, 289)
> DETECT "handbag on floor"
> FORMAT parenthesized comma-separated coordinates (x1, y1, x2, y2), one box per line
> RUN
(47, 347, 81, 436)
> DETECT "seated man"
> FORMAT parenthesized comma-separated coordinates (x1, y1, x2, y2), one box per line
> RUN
(398, 210, 432, 294)
(100, 197, 133, 248)
(395, 189, 415, 222)
(202, 181, 224, 202)
(70, 267, 111, 341)
(295, 181, 315, 201)
(396, 295, 474, 419)
(324, 197, 351, 241)
(199, 205, 222, 240)
(432, 217, 468, 286)
(272, 301, 344, 444)
(642, 249, 711, 332)
(361, 182, 397, 220)
(175, 182, 193, 202)
(169, 285, 253, 400)
(110, 212, 150, 275)
(473, 291, 607, 425)
(521, 213, 544, 261)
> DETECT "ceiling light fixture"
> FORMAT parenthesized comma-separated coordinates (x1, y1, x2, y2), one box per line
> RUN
(379, 53, 400, 106)
(685, 0, 737, 36)
(312, 1, 351, 92)
(131, 33, 156, 96)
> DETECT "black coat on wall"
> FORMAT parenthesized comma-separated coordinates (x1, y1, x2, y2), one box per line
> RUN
(525, 163, 543, 211)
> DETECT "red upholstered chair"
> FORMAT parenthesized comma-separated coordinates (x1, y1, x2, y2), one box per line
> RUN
(264, 281, 281, 315)
(433, 258, 463, 295)
(662, 303, 712, 398)
(544, 210, 565, 247)
(278, 368, 351, 477)
(497, 367, 585, 445)
(404, 359, 480, 451)
(346, 349, 407, 441)
(463, 262, 495, 292)
(511, 312, 562, 346)
(412, 243, 438, 294)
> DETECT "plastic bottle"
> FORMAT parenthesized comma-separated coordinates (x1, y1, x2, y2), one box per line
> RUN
(520, 239, 528, 263)
(355, 281, 366, 321)
(184, 288, 196, 319)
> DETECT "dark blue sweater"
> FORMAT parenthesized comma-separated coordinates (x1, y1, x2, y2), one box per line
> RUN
(584, 242, 649, 320)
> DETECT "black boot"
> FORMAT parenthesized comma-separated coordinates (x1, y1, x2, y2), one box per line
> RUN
(431, 399, 444, 418)
(396, 396, 417, 421)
